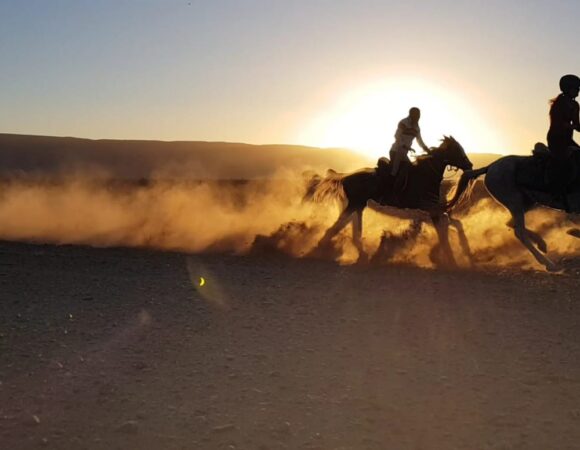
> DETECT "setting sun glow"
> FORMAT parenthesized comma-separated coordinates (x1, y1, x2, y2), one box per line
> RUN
(297, 78, 506, 160)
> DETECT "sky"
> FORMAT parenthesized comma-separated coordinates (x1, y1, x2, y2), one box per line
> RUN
(0, 0, 578, 157)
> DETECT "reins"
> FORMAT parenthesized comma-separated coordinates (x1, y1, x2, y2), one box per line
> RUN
(424, 152, 447, 180)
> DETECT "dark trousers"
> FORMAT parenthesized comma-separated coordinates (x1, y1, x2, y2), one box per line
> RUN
(389, 149, 410, 176)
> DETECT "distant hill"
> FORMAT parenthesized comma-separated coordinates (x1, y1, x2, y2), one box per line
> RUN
(467, 153, 503, 169)
(0, 133, 372, 180)
(0, 133, 503, 180)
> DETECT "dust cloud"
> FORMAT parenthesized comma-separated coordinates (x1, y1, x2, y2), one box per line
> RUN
(0, 134, 578, 270)
(1, 173, 578, 271)
(366, 193, 580, 270)
(0, 172, 334, 254)
(447, 197, 579, 269)
(0, 135, 354, 257)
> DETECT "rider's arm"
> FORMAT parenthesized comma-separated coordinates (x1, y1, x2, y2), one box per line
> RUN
(415, 129, 431, 153)
(573, 102, 580, 132)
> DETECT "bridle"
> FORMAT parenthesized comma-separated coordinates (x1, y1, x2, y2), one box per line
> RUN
(433, 143, 470, 178)
(424, 148, 450, 179)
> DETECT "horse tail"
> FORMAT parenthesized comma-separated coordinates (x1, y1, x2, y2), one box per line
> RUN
(302, 169, 346, 204)
(445, 166, 488, 211)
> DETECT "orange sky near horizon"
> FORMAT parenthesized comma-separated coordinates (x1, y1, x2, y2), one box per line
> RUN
(292, 74, 513, 159)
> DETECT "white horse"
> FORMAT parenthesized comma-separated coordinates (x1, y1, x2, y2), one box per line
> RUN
(447, 145, 580, 271)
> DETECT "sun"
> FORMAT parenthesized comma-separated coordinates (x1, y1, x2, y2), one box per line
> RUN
(296, 77, 505, 160)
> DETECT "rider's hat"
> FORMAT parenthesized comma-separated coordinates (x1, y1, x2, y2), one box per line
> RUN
(559, 74, 580, 92)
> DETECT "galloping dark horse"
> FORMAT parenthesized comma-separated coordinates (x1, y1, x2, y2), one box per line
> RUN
(304, 136, 473, 263)
(447, 145, 580, 271)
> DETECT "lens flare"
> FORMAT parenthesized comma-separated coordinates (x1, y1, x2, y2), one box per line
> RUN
(186, 257, 229, 310)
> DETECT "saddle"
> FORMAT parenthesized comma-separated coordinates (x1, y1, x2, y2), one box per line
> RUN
(516, 143, 577, 192)
(376, 156, 391, 176)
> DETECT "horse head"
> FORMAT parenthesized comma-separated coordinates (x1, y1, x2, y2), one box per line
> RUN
(435, 136, 473, 171)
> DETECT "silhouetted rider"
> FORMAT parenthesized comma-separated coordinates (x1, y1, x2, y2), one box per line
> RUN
(548, 74, 580, 154)
(389, 107, 431, 177)
(546, 74, 580, 210)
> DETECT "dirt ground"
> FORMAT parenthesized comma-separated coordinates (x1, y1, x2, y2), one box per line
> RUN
(1, 241, 580, 450)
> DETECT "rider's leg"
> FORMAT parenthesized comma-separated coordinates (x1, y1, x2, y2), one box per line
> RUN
(390, 153, 401, 176)
(394, 155, 411, 191)
(546, 147, 573, 212)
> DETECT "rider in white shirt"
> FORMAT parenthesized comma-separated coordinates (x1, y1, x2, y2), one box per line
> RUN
(389, 107, 431, 176)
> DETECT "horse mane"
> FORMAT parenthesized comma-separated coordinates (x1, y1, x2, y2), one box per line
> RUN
(414, 135, 456, 164)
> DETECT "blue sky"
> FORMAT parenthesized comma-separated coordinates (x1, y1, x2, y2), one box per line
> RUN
(0, 0, 578, 153)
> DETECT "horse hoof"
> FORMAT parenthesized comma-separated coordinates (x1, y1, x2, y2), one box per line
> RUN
(306, 241, 339, 260)
(545, 262, 561, 273)
(357, 252, 369, 265)
(305, 247, 325, 259)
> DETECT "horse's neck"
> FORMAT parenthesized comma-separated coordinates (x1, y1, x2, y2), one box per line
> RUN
(419, 153, 446, 182)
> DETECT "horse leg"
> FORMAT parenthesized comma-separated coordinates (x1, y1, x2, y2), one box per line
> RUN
(372, 218, 424, 264)
(506, 218, 548, 253)
(431, 213, 457, 268)
(352, 208, 368, 263)
(525, 229, 548, 253)
(317, 207, 354, 248)
(448, 215, 475, 266)
(511, 212, 558, 271)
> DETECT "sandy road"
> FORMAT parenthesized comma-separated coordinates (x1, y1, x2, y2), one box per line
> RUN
(1, 241, 580, 450)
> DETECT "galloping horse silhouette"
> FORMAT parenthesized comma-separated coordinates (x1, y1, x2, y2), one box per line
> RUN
(447, 144, 580, 271)
(304, 136, 473, 264)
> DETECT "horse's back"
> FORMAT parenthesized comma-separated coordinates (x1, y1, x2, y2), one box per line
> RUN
(351, 167, 376, 176)
(342, 167, 377, 183)
(484, 155, 544, 206)
(486, 155, 532, 183)
(341, 168, 379, 206)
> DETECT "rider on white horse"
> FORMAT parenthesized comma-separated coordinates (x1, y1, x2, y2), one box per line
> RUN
(546, 74, 580, 210)
(548, 74, 580, 154)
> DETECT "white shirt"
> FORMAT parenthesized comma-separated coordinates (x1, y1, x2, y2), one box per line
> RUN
(391, 117, 428, 153)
